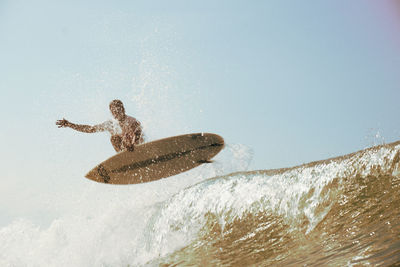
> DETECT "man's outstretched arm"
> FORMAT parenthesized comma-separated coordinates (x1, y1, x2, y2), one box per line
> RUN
(56, 118, 106, 133)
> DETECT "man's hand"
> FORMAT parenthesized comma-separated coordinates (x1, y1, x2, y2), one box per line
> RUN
(56, 118, 72, 128)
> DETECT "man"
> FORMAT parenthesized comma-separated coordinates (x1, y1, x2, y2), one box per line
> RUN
(56, 100, 144, 152)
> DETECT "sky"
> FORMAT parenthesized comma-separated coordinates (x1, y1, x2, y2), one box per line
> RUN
(1, 0, 400, 226)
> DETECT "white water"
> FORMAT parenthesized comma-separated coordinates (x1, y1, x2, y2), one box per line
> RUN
(0, 143, 252, 267)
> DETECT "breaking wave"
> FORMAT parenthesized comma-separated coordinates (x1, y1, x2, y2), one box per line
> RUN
(1, 141, 400, 266)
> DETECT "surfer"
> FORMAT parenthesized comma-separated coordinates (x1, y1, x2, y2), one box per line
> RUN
(56, 99, 144, 152)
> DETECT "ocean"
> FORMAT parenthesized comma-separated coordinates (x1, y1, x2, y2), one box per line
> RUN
(1, 141, 399, 266)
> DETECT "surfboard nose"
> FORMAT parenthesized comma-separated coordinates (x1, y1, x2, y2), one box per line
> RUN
(85, 168, 103, 182)
(85, 169, 96, 180)
(85, 164, 112, 183)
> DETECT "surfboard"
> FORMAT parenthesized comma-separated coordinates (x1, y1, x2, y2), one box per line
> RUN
(85, 133, 224, 184)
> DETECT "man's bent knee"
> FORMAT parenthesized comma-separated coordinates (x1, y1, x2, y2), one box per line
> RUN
(111, 135, 122, 152)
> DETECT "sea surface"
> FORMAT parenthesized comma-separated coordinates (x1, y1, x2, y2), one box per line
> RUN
(1, 141, 400, 266)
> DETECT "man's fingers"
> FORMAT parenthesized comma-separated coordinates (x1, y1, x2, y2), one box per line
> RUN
(56, 119, 69, 127)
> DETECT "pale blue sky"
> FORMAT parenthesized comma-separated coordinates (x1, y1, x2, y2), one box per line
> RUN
(1, 1, 400, 225)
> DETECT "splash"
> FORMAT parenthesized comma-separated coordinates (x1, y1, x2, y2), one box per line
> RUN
(0, 142, 252, 267)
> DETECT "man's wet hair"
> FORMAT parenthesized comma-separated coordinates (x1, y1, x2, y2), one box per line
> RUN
(109, 99, 125, 111)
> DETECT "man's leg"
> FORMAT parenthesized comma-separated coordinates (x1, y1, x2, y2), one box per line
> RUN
(110, 135, 122, 152)
(134, 130, 145, 145)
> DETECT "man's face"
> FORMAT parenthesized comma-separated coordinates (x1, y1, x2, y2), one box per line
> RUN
(110, 105, 125, 121)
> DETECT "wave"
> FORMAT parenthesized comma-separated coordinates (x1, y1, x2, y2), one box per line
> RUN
(150, 141, 400, 266)
(1, 141, 400, 266)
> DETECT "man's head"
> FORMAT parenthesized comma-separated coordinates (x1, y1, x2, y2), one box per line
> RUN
(109, 99, 126, 121)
